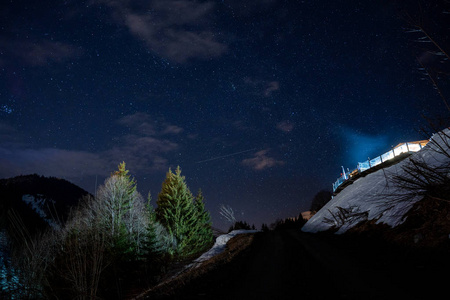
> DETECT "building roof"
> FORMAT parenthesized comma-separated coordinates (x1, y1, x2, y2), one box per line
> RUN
(392, 140, 429, 149)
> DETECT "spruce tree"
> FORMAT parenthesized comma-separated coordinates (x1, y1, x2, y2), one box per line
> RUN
(193, 189, 213, 252)
(142, 192, 165, 260)
(155, 166, 211, 258)
(156, 167, 195, 257)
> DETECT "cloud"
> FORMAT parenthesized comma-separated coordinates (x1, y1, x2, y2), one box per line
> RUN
(223, 0, 277, 17)
(107, 134, 178, 171)
(0, 113, 182, 181)
(264, 81, 280, 97)
(0, 123, 19, 142)
(92, 0, 227, 63)
(118, 112, 157, 135)
(242, 149, 285, 171)
(162, 125, 184, 135)
(117, 112, 184, 136)
(232, 120, 256, 132)
(243, 77, 280, 97)
(104, 113, 183, 171)
(0, 147, 107, 179)
(0, 38, 80, 66)
(276, 120, 294, 133)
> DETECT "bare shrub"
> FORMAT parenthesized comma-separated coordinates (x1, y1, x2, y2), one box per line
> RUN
(390, 158, 450, 204)
(2, 210, 59, 299)
(51, 200, 110, 300)
(387, 127, 449, 202)
(323, 206, 369, 229)
(219, 204, 236, 224)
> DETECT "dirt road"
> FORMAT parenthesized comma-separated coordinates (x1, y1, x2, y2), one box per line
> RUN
(148, 229, 449, 300)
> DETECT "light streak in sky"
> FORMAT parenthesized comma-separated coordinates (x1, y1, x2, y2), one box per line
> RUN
(195, 148, 257, 164)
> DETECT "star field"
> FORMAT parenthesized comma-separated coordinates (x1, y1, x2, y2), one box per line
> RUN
(1, 0, 448, 230)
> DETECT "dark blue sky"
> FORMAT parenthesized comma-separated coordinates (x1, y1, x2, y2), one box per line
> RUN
(1, 0, 448, 230)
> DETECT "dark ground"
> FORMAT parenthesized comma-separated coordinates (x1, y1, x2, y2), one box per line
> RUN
(140, 229, 450, 300)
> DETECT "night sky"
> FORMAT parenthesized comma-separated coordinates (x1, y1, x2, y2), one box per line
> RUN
(1, 0, 448, 230)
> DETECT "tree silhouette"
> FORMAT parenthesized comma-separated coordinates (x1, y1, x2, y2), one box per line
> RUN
(310, 190, 333, 212)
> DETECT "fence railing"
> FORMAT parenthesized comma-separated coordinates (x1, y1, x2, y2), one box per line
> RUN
(332, 141, 428, 192)
(357, 142, 424, 172)
(332, 171, 351, 192)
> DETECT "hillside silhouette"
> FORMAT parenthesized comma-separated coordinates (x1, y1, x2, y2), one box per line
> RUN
(0, 174, 90, 235)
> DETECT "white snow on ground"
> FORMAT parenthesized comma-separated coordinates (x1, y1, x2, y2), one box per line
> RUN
(165, 229, 259, 276)
(192, 229, 259, 265)
(167, 229, 258, 281)
(22, 194, 58, 228)
(303, 128, 450, 234)
(152, 229, 259, 290)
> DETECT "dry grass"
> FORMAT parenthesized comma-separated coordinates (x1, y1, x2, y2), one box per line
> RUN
(390, 195, 450, 248)
(132, 233, 256, 299)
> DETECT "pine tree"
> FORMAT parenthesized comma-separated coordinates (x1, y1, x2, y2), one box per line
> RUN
(261, 223, 269, 232)
(192, 189, 213, 252)
(155, 166, 211, 258)
(156, 166, 195, 257)
(142, 192, 166, 260)
(94, 162, 147, 258)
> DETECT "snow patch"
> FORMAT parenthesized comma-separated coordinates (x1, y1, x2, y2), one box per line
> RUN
(22, 194, 58, 228)
(192, 230, 258, 265)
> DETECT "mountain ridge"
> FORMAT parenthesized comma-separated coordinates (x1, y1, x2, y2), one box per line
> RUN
(0, 174, 91, 235)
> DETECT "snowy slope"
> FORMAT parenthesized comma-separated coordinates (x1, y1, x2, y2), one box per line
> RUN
(171, 229, 259, 274)
(0, 174, 90, 235)
(303, 128, 450, 234)
(193, 229, 259, 265)
(22, 194, 59, 228)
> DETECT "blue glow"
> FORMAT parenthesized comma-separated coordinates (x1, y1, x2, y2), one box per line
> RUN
(340, 127, 389, 167)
